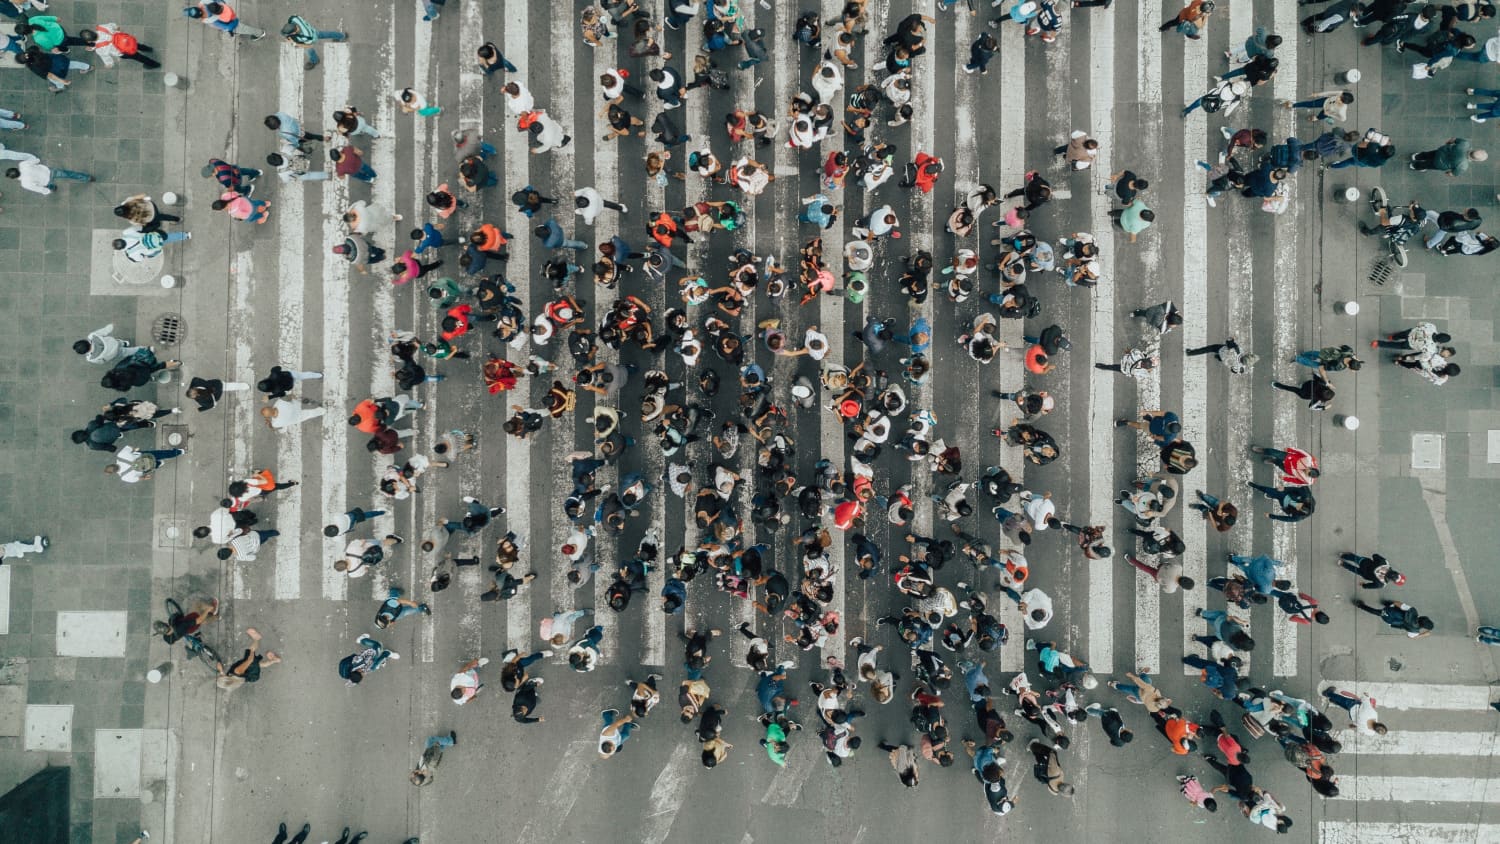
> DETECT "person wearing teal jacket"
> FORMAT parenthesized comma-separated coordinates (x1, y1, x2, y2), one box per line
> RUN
(16, 15, 86, 51)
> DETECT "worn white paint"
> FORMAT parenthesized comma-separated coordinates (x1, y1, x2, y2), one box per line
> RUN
(1321, 823, 1500, 844)
(638, 742, 699, 843)
(320, 47, 353, 604)
(1332, 777, 1500, 803)
(274, 42, 307, 602)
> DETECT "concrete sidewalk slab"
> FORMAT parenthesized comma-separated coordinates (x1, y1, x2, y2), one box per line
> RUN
(55, 612, 128, 658)
(23, 704, 71, 753)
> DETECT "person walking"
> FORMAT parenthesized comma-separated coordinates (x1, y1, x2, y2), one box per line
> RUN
(409, 732, 457, 786)
(1271, 373, 1334, 410)
(106, 445, 186, 483)
(1, 148, 91, 193)
(185, 376, 250, 411)
(331, 145, 376, 183)
(1409, 137, 1487, 175)
(339, 635, 397, 685)
(449, 657, 490, 704)
(216, 528, 280, 562)
(598, 708, 637, 758)
(0, 534, 47, 562)
(324, 508, 387, 537)
(372, 587, 429, 629)
(74, 324, 135, 366)
(182, 2, 266, 40)
(81, 23, 161, 70)
(1338, 551, 1405, 588)
(1352, 598, 1434, 637)
(281, 15, 346, 70)
(1322, 688, 1387, 735)
(256, 366, 323, 399)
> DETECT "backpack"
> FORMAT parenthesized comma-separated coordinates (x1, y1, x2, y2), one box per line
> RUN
(1201, 91, 1224, 113)
(112, 32, 138, 54)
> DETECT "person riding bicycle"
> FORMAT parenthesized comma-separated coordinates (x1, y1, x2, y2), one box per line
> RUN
(159, 598, 220, 644)
(1361, 196, 1424, 243)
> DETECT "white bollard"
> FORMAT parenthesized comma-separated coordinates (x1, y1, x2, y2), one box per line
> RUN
(161, 191, 181, 206)
(1335, 68, 1361, 85)
(163, 72, 186, 89)
(1332, 414, 1360, 431)
(1334, 301, 1360, 316)
(1334, 186, 1361, 203)
(160, 274, 177, 289)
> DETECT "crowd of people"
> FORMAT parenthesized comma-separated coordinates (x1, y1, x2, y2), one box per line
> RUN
(2, 0, 1488, 837)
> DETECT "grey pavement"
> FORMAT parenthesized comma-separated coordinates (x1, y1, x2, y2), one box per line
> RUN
(0, 0, 1499, 843)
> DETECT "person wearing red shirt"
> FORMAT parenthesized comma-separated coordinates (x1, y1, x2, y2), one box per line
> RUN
(1250, 444, 1318, 485)
(899, 152, 944, 193)
(348, 398, 383, 434)
(330, 145, 376, 183)
(440, 304, 473, 343)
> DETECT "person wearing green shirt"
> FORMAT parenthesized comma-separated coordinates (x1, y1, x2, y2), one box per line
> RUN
(425, 277, 465, 308)
(1411, 137, 1487, 176)
(16, 16, 79, 52)
(423, 339, 468, 361)
(1113, 199, 1155, 242)
(761, 722, 789, 766)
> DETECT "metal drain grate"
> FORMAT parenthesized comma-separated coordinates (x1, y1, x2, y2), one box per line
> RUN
(1368, 256, 1396, 286)
(152, 313, 186, 346)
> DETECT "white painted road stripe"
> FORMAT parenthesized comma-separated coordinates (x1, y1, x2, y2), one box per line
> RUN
(230, 250, 256, 601)
(637, 742, 698, 844)
(1342, 731, 1500, 756)
(1321, 823, 1500, 844)
(1085, 2, 1116, 675)
(273, 42, 307, 602)
(1331, 777, 1500, 804)
(1320, 682, 1494, 711)
(320, 46, 354, 604)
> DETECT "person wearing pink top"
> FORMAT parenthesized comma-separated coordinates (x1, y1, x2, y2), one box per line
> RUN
(213, 189, 270, 223)
(1177, 774, 1218, 812)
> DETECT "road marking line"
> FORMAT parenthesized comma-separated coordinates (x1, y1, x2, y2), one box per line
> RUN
(638, 742, 699, 844)
(273, 42, 307, 602)
(1331, 777, 1500, 804)
(320, 45, 353, 604)
(1319, 682, 1494, 711)
(1320, 823, 1500, 844)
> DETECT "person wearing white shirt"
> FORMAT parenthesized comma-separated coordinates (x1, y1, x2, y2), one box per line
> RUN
(1020, 490, 1059, 530)
(73, 323, 136, 365)
(1006, 586, 1054, 630)
(0, 149, 92, 195)
(106, 445, 184, 483)
(573, 186, 628, 225)
(216, 529, 280, 562)
(1323, 688, 1388, 736)
(502, 80, 534, 115)
(449, 657, 488, 704)
(114, 226, 190, 263)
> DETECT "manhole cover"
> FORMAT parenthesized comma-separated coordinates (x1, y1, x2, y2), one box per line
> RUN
(156, 517, 190, 549)
(152, 313, 186, 346)
(1411, 433, 1443, 470)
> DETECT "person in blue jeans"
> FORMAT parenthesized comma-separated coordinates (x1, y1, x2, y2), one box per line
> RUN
(409, 732, 456, 786)
(324, 507, 386, 537)
(598, 709, 637, 758)
(373, 587, 429, 629)
(1182, 654, 1239, 698)
(534, 217, 589, 251)
(958, 659, 991, 702)
(1196, 609, 1255, 652)
(1228, 553, 1285, 594)
(280, 16, 345, 70)
(1478, 626, 1500, 645)
(1467, 88, 1500, 122)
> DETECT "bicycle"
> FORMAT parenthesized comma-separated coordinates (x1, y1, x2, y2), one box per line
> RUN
(1362, 186, 1414, 269)
(153, 598, 223, 674)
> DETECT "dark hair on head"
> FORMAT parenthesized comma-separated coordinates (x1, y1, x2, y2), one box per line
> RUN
(1314, 612, 1331, 624)
(1055, 735, 1070, 749)
(1433, 332, 1452, 343)
(348, 670, 364, 684)
(1203, 797, 1218, 813)
(216, 548, 232, 560)
(702, 751, 718, 767)
(451, 687, 465, 700)
(210, 199, 228, 211)
(192, 526, 211, 539)
(1140, 209, 1157, 222)
(1444, 364, 1461, 377)
(324, 525, 340, 537)
(1178, 576, 1196, 590)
